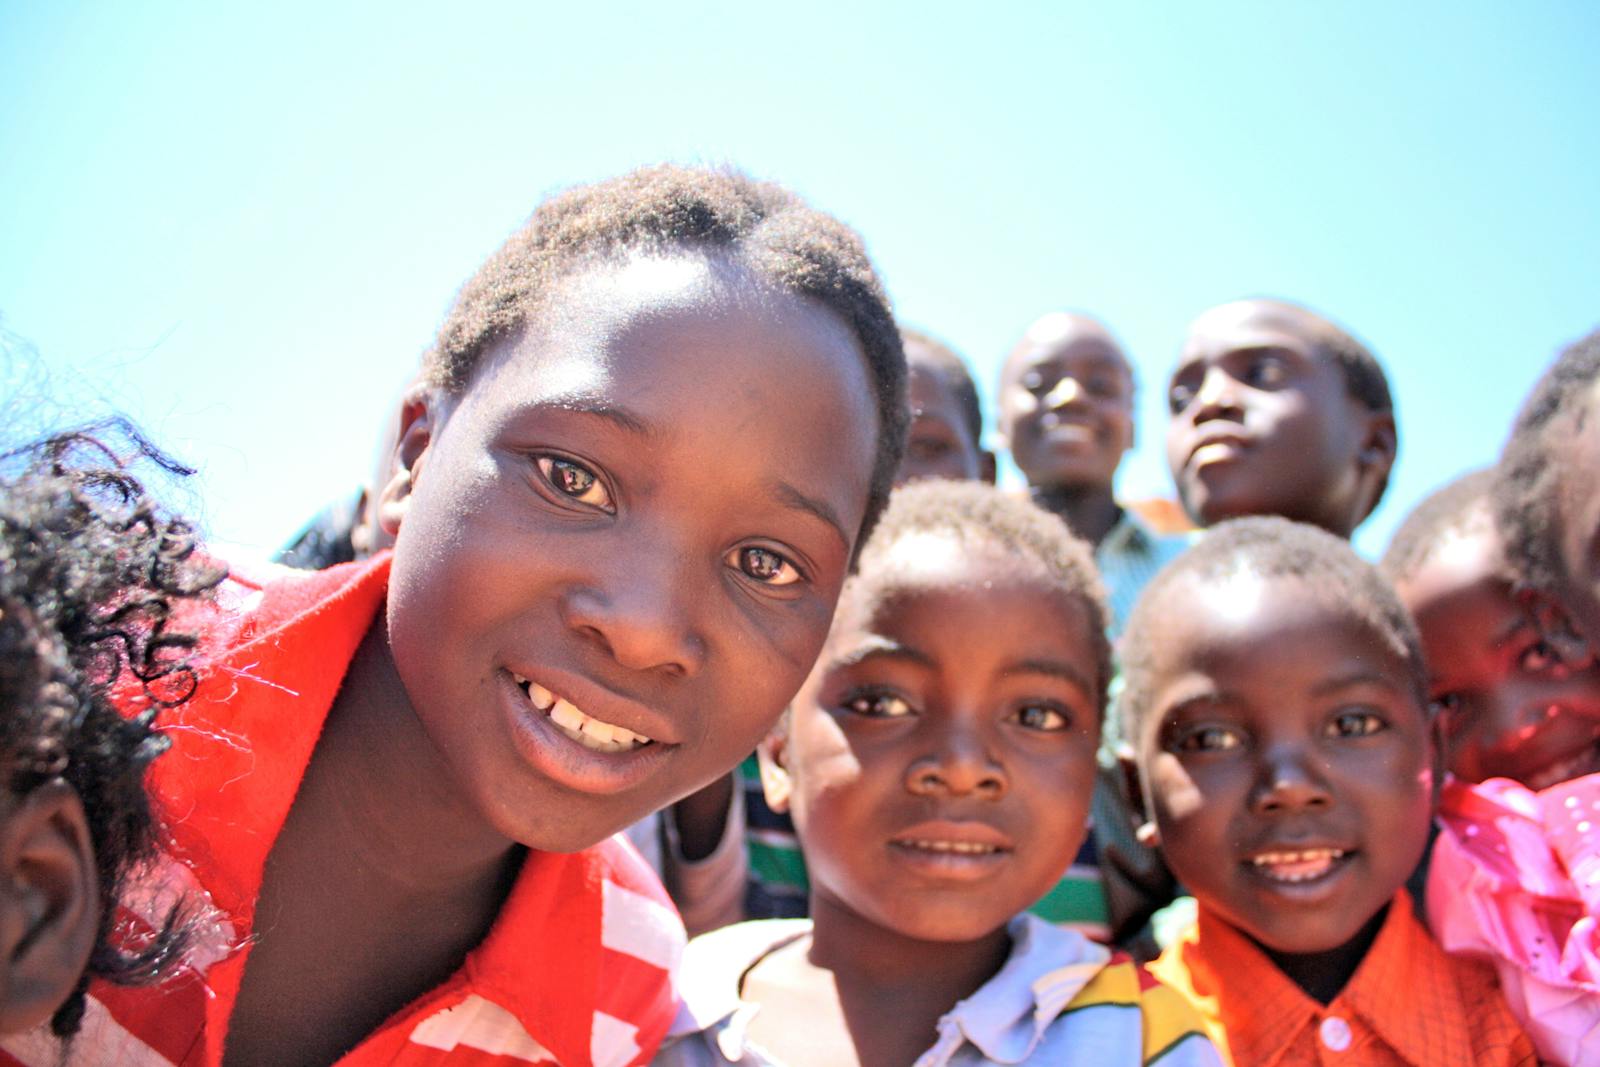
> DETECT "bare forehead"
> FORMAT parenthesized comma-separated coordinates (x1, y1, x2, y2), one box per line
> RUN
(1003, 314, 1129, 383)
(1183, 300, 1331, 359)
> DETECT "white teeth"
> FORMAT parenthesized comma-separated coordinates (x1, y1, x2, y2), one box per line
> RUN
(515, 679, 655, 754)
(1250, 848, 1347, 883)
(902, 839, 999, 854)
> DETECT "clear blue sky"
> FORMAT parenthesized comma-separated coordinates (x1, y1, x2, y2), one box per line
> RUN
(3, 2, 1596, 559)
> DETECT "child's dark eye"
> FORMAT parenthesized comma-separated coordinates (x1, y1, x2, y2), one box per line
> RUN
(1326, 710, 1386, 738)
(1022, 370, 1048, 394)
(1174, 725, 1242, 752)
(536, 456, 613, 511)
(728, 545, 802, 587)
(1244, 354, 1288, 388)
(1013, 703, 1070, 731)
(1520, 640, 1558, 673)
(1168, 382, 1196, 414)
(841, 690, 914, 719)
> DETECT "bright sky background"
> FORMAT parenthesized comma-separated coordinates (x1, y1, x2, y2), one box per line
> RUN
(3, 2, 1596, 561)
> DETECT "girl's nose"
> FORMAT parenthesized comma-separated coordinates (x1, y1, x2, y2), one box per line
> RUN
(1191, 366, 1244, 422)
(1250, 745, 1333, 815)
(559, 537, 707, 678)
(1042, 377, 1085, 411)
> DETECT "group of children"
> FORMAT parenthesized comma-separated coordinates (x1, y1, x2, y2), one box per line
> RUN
(0, 162, 1597, 1066)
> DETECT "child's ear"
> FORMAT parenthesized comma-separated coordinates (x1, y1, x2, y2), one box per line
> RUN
(377, 386, 445, 539)
(1116, 744, 1160, 850)
(0, 781, 98, 1036)
(1356, 412, 1398, 483)
(755, 725, 794, 814)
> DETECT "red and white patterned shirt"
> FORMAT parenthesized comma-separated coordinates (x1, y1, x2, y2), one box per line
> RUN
(0, 554, 685, 1067)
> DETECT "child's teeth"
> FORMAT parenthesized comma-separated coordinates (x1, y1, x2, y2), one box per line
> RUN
(527, 682, 555, 710)
(904, 839, 998, 854)
(541, 695, 654, 753)
(550, 699, 585, 732)
(579, 717, 616, 744)
(1250, 848, 1346, 883)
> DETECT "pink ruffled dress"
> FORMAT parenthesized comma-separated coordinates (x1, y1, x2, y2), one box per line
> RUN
(1428, 771, 1600, 1066)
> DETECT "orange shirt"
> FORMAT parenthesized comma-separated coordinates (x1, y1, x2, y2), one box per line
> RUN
(1149, 893, 1536, 1067)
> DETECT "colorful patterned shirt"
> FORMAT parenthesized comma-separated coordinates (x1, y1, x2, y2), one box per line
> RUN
(658, 913, 1221, 1066)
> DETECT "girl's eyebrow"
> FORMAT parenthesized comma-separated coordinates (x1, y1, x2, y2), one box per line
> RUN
(1003, 658, 1093, 699)
(543, 393, 656, 438)
(830, 635, 932, 670)
(774, 481, 849, 551)
(1309, 668, 1405, 697)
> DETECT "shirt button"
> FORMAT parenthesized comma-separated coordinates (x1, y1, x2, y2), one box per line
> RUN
(1319, 1015, 1352, 1052)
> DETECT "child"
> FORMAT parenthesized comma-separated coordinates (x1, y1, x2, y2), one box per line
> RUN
(3, 166, 909, 1067)
(0, 424, 221, 1038)
(1126, 517, 1536, 1065)
(1165, 299, 1397, 539)
(1383, 469, 1600, 790)
(896, 329, 995, 486)
(660, 481, 1220, 1067)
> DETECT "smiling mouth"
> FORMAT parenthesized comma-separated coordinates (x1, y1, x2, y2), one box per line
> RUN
(1247, 847, 1350, 883)
(510, 673, 655, 754)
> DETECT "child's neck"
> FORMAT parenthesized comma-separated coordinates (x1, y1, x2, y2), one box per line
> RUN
(1028, 483, 1121, 549)
(1258, 903, 1389, 1006)
(748, 891, 1011, 1067)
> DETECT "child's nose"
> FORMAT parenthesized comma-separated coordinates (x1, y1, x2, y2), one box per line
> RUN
(558, 540, 707, 678)
(1250, 745, 1333, 814)
(1478, 691, 1558, 753)
(1042, 377, 1085, 411)
(1191, 366, 1244, 421)
(905, 723, 1007, 800)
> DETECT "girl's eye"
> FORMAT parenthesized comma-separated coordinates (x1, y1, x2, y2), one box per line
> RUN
(1520, 640, 1558, 673)
(1327, 710, 1386, 738)
(842, 691, 914, 719)
(537, 456, 612, 510)
(732, 546, 802, 587)
(1014, 704, 1070, 731)
(1175, 726, 1241, 752)
(1022, 371, 1046, 393)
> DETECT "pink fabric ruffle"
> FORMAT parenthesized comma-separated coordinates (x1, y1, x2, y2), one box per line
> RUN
(1428, 772, 1600, 1066)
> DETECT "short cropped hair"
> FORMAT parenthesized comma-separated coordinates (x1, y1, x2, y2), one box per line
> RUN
(847, 479, 1112, 705)
(900, 327, 983, 447)
(424, 165, 908, 545)
(1379, 468, 1496, 584)
(1119, 516, 1425, 741)
(1493, 328, 1600, 594)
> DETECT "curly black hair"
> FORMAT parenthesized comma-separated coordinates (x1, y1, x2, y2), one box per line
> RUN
(0, 421, 223, 1037)
(900, 327, 983, 449)
(1379, 468, 1497, 584)
(844, 479, 1112, 708)
(424, 164, 908, 548)
(1118, 516, 1426, 743)
(1493, 328, 1600, 596)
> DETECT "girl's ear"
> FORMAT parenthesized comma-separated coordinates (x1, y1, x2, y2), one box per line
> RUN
(377, 386, 446, 539)
(1117, 745, 1160, 849)
(755, 725, 794, 814)
(0, 781, 98, 1036)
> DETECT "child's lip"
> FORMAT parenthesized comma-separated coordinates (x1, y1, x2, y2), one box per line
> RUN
(1240, 842, 1357, 886)
(1512, 740, 1600, 792)
(1187, 428, 1253, 465)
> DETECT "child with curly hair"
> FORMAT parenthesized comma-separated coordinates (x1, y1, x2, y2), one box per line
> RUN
(0, 423, 221, 1040)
